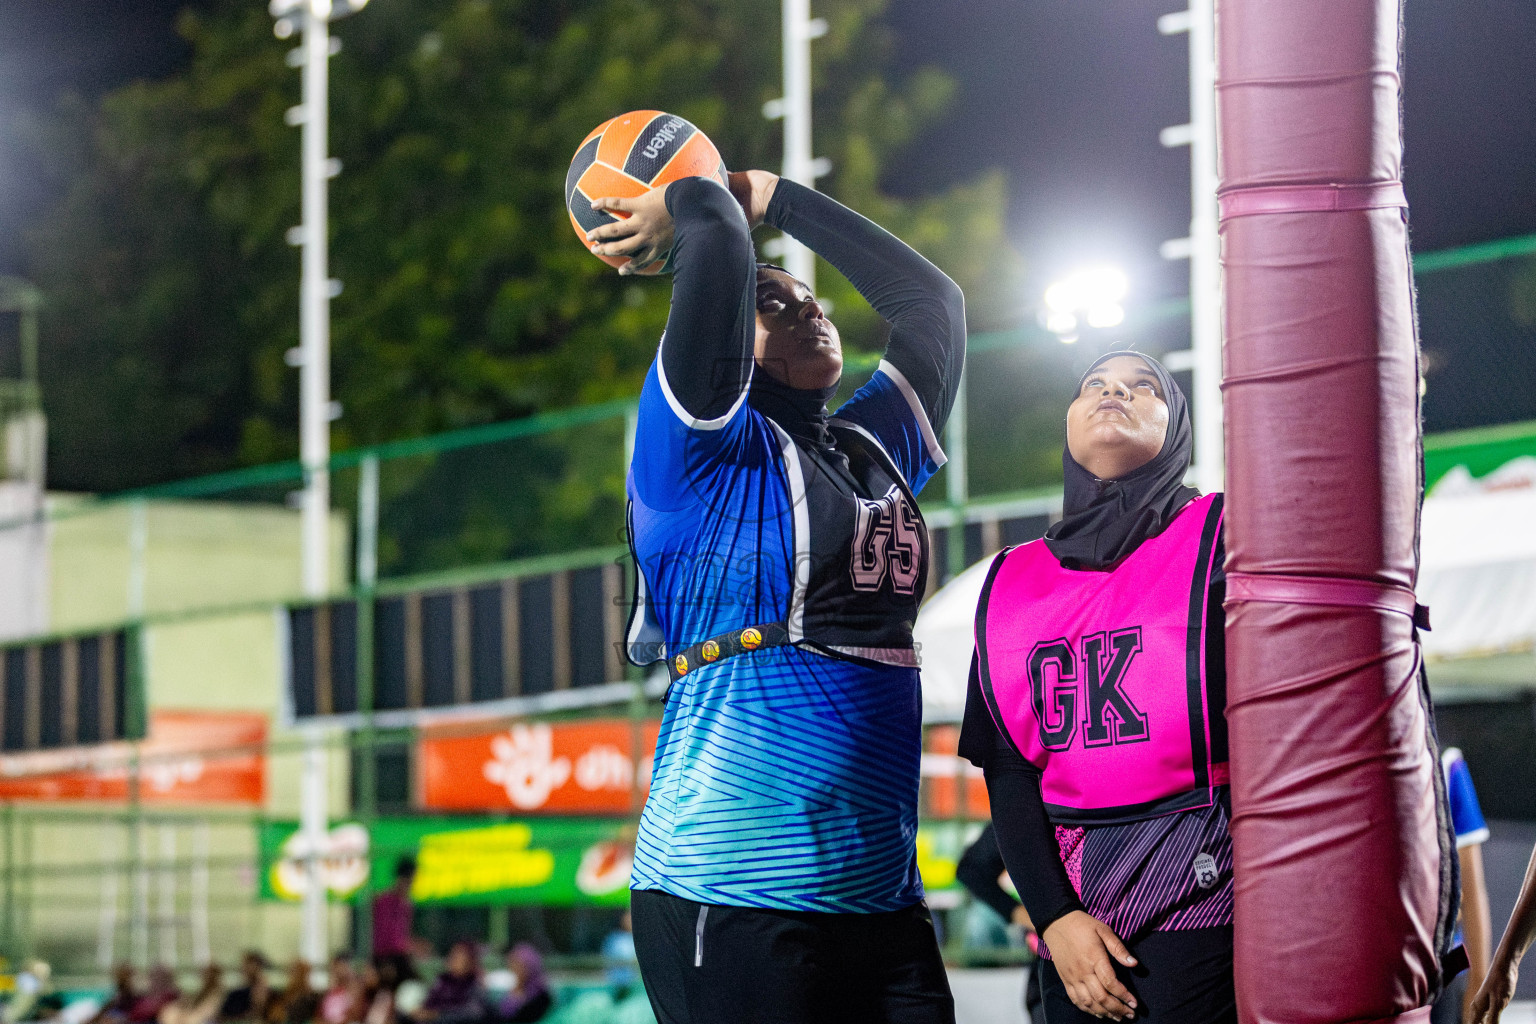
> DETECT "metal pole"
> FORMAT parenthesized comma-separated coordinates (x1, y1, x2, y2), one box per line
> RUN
(353, 456, 379, 957)
(1159, 0, 1223, 494)
(96, 824, 119, 970)
(356, 456, 379, 593)
(128, 498, 148, 619)
(299, 4, 333, 599)
(1187, 0, 1223, 495)
(191, 823, 210, 967)
(132, 801, 149, 969)
(2, 802, 13, 956)
(157, 825, 177, 967)
(944, 364, 969, 582)
(19, 817, 31, 958)
(782, 0, 814, 290)
(775, 0, 828, 290)
(297, 1, 334, 966)
(301, 728, 329, 965)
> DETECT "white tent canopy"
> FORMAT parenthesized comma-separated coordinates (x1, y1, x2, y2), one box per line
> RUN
(914, 556, 993, 724)
(1418, 460, 1536, 661)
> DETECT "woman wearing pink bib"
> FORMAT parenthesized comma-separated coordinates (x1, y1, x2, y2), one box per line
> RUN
(960, 351, 1234, 1023)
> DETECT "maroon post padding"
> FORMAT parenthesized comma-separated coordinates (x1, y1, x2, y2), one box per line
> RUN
(1218, 0, 1445, 1021)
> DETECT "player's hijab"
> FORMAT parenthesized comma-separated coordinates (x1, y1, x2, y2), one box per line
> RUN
(1043, 350, 1200, 571)
(747, 261, 839, 454)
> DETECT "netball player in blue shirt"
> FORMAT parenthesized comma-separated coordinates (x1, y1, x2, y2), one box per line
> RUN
(582, 168, 963, 1023)
(1435, 747, 1492, 1024)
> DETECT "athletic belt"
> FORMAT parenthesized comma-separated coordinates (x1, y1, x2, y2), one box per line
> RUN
(667, 622, 792, 682)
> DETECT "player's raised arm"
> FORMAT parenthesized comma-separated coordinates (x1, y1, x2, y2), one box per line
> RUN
(587, 177, 757, 427)
(761, 176, 966, 435)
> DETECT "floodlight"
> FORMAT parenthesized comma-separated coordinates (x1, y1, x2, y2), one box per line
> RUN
(1086, 304, 1125, 329)
(1041, 265, 1129, 343)
(1045, 311, 1078, 334)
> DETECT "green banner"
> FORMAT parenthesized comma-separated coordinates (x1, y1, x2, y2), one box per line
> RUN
(1424, 419, 1536, 493)
(259, 816, 976, 908)
(259, 816, 637, 907)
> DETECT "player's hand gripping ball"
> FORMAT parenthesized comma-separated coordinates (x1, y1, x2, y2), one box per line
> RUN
(566, 111, 728, 275)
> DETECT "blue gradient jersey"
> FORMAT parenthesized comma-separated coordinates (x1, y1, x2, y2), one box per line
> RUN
(623, 178, 964, 913)
(1442, 747, 1489, 948)
(1443, 747, 1489, 849)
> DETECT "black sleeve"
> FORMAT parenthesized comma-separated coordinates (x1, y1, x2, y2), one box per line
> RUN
(762, 179, 966, 433)
(959, 657, 1085, 934)
(985, 733, 1086, 935)
(958, 654, 998, 767)
(955, 823, 1020, 922)
(657, 177, 758, 422)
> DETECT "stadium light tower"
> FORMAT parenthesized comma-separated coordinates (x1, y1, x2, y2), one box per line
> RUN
(1158, 0, 1222, 494)
(271, 0, 369, 601)
(763, 0, 832, 291)
(269, 0, 371, 971)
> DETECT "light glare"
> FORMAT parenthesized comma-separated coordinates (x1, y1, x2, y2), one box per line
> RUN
(1044, 281, 1075, 314)
(1086, 303, 1125, 329)
(1045, 311, 1078, 334)
(1041, 264, 1129, 339)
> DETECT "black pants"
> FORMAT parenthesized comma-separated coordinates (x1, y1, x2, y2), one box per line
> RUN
(631, 888, 955, 1024)
(1039, 926, 1235, 1024)
(1429, 970, 1467, 1024)
(1025, 964, 1042, 1021)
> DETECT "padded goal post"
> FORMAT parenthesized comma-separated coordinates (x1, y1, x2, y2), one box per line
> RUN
(1218, 0, 1453, 1020)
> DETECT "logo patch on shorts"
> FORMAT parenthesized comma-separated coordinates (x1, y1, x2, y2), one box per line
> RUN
(1193, 852, 1219, 890)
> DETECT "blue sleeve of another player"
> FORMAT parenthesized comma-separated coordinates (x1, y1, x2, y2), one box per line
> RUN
(1443, 748, 1490, 848)
(834, 365, 948, 494)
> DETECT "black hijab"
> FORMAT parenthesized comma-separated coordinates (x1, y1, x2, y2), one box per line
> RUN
(748, 370, 838, 452)
(1043, 350, 1200, 571)
(747, 261, 841, 453)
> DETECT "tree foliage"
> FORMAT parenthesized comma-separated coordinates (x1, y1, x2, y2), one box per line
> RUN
(25, 0, 1018, 534)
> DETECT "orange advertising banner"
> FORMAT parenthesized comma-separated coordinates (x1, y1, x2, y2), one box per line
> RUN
(418, 718, 660, 814)
(922, 724, 991, 818)
(0, 710, 267, 805)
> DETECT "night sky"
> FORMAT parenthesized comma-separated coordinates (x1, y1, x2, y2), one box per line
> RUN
(3, 0, 1535, 305)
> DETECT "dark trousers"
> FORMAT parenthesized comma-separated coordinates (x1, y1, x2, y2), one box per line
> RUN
(1025, 964, 1042, 1021)
(632, 888, 955, 1024)
(1039, 926, 1235, 1024)
(1429, 971, 1467, 1024)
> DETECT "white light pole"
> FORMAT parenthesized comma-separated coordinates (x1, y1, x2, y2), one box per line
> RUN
(763, 0, 831, 290)
(270, 0, 370, 968)
(1159, 0, 1223, 494)
(272, 0, 363, 599)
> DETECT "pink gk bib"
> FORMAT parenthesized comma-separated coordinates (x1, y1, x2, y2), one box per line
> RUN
(975, 494, 1227, 825)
